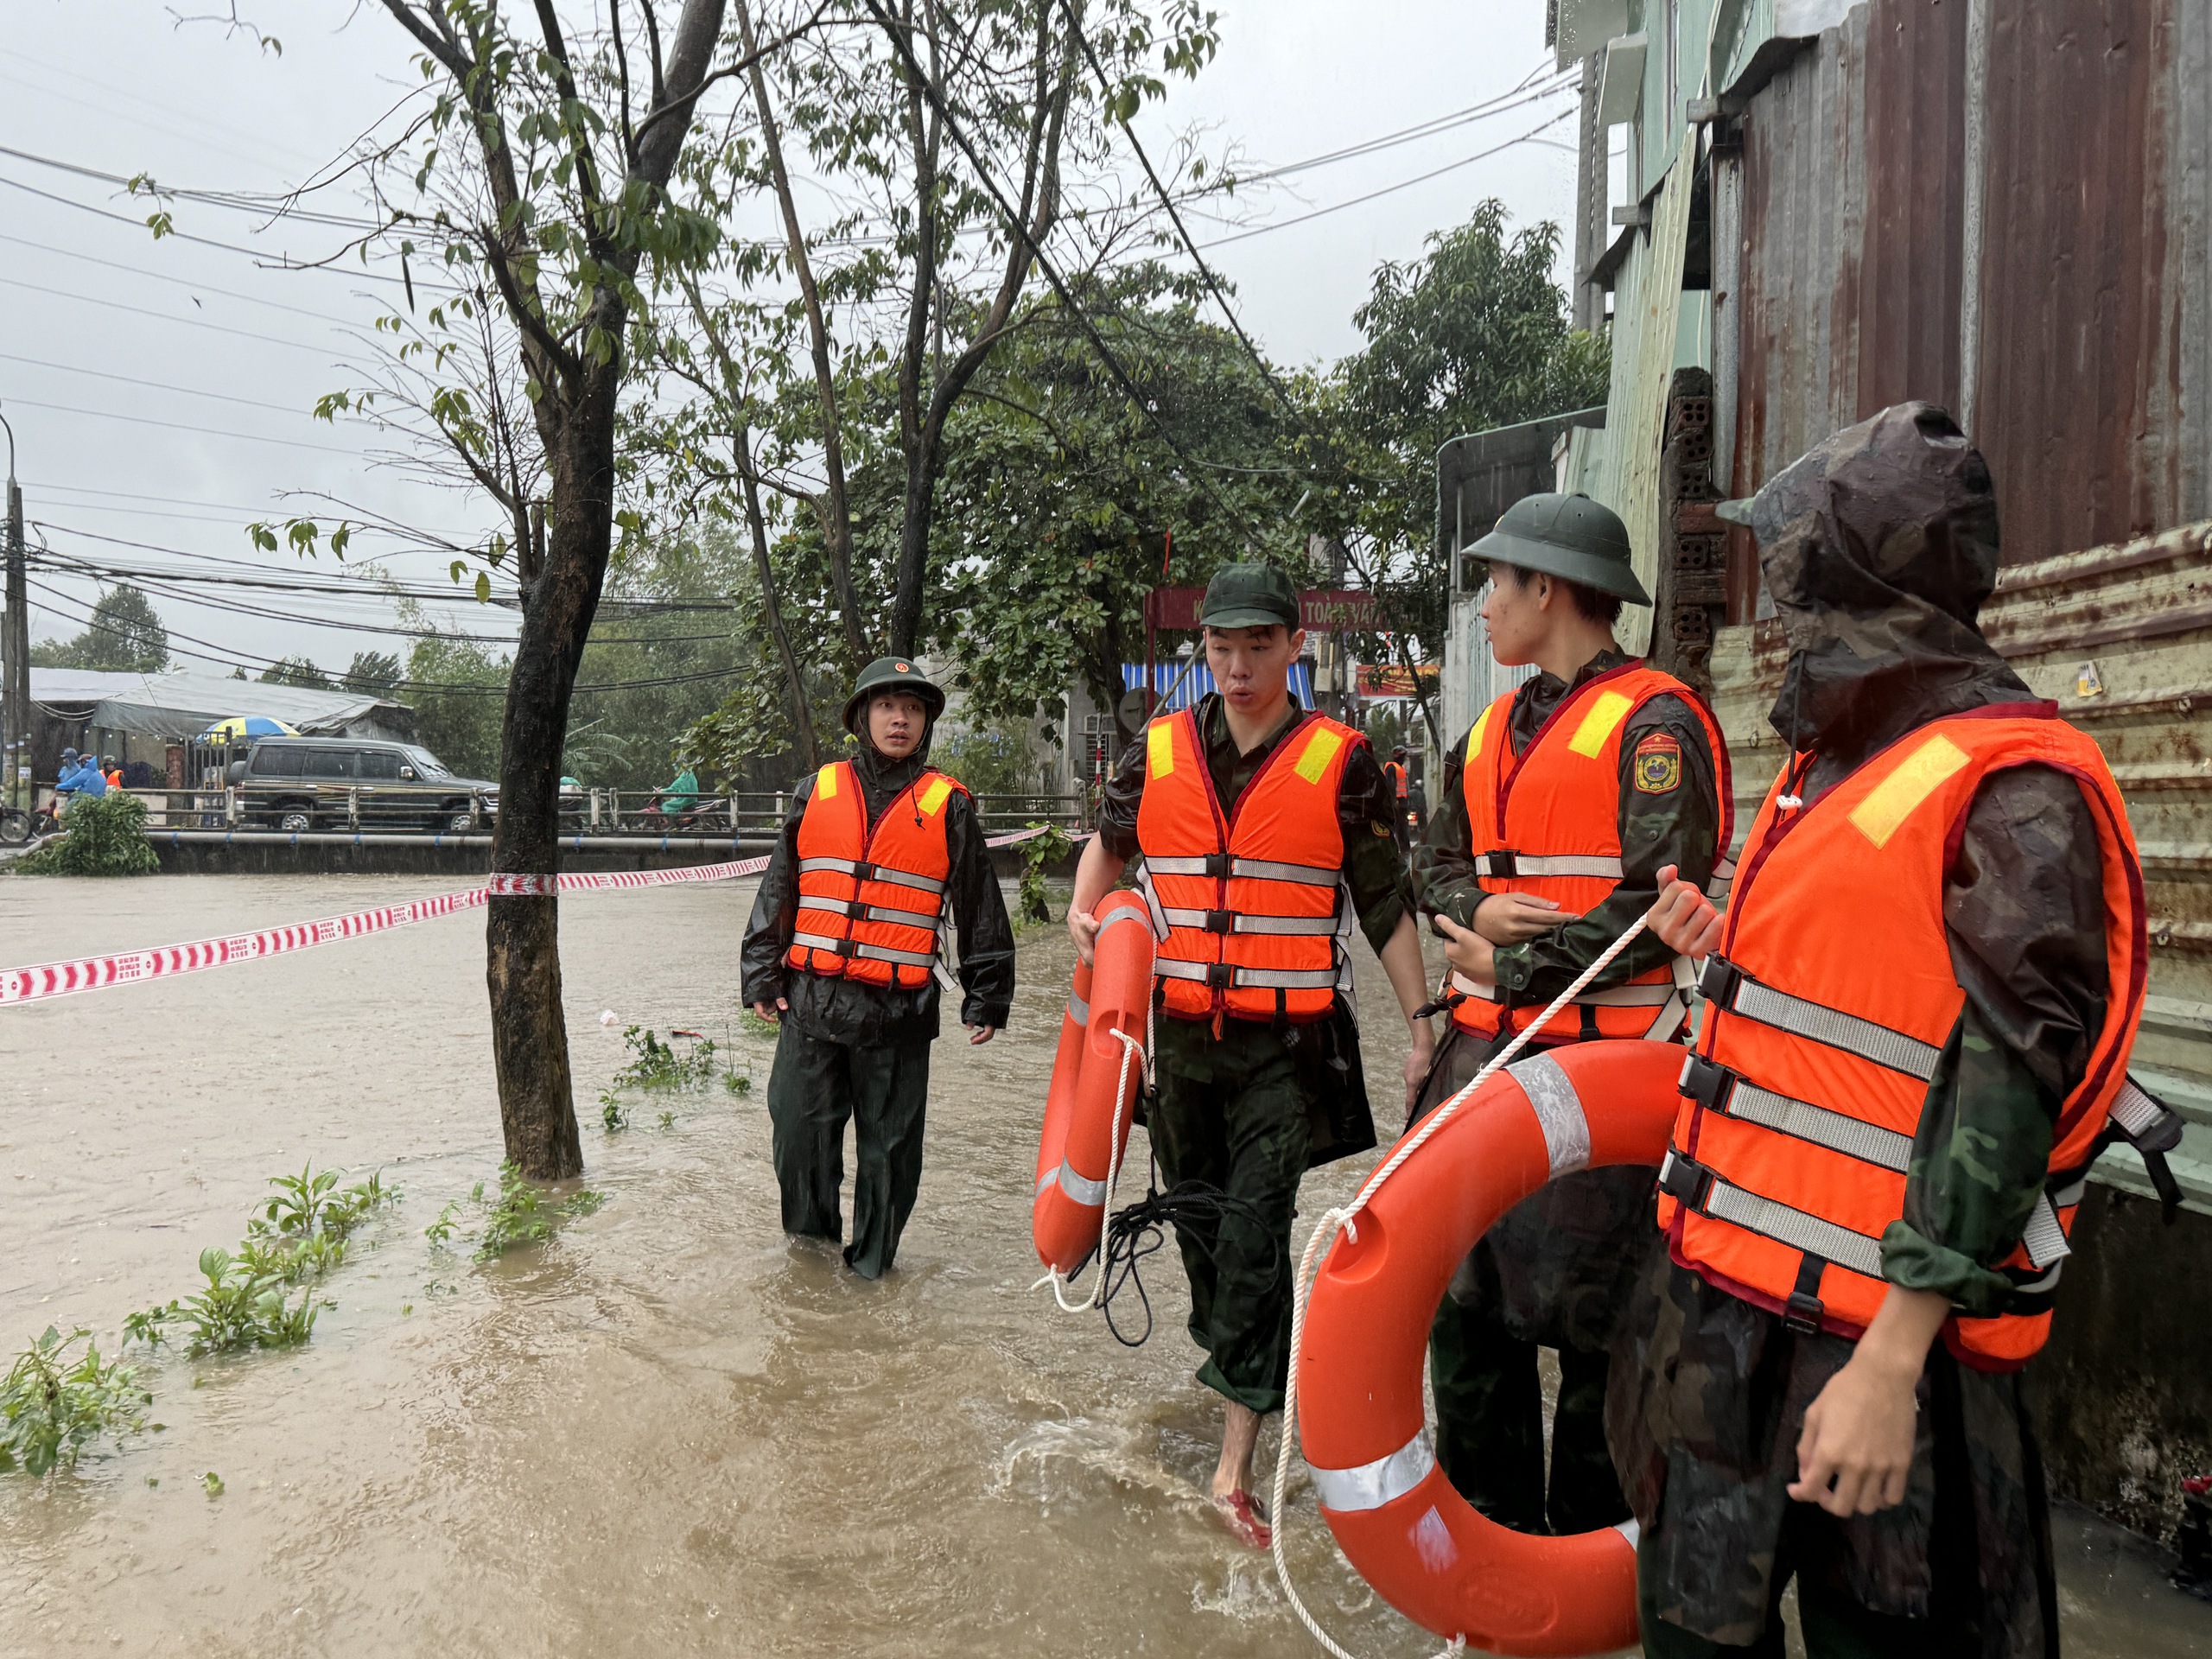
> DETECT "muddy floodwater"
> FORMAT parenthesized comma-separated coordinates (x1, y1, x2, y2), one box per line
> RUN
(1, 874, 2208, 1658)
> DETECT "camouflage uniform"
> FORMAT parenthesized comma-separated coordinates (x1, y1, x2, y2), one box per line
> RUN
(1610, 404, 2101, 1658)
(1412, 648, 1720, 1534)
(1099, 692, 1408, 1414)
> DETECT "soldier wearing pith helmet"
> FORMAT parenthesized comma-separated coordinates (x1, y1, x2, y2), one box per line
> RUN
(1410, 491, 1732, 1537)
(1068, 562, 1439, 1549)
(741, 656, 1015, 1280)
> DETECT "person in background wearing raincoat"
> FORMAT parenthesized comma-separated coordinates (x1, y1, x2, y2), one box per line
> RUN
(1620, 403, 2145, 1658)
(741, 658, 1016, 1281)
(1411, 493, 1728, 1538)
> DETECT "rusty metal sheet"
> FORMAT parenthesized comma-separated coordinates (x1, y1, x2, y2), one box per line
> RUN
(1973, 0, 2198, 561)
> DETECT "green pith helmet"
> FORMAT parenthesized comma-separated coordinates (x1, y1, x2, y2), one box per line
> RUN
(1472, 492, 1651, 605)
(842, 656, 946, 734)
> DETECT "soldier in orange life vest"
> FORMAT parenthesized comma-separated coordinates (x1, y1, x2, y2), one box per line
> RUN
(1067, 563, 1437, 1551)
(741, 658, 1015, 1281)
(1618, 404, 2168, 1657)
(1411, 491, 1730, 1537)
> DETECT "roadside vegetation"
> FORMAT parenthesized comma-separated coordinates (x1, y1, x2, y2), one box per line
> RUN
(0, 1328, 150, 1475)
(16, 792, 160, 876)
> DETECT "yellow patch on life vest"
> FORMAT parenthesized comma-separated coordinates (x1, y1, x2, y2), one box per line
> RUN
(1147, 720, 1175, 780)
(1465, 704, 1494, 765)
(815, 763, 841, 799)
(1567, 690, 1636, 757)
(917, 776, 953, 817)
(1849, 733, 1973, 849)
(1294, 726, 1344, 784)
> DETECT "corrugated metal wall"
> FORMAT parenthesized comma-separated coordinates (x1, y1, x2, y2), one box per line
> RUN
(1728, 0, 2212, 562)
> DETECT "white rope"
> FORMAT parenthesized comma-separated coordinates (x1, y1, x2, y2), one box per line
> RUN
(1270, 915, 1652, 1659)
(1033, 1025, 1146, 1313)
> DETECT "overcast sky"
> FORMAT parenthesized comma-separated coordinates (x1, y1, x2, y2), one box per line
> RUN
(1, 0, 1576, 671)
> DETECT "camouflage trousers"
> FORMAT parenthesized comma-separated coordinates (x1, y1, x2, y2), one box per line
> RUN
(1608, 1252, 2059, 1659)
(1414, 1024, 1657, 1533)
(1148, 1016, 1313, 1415)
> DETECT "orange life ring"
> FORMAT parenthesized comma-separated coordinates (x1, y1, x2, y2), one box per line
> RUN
(1296, 1039, 1681, 1657)
(1033, 891, 1154, 1273)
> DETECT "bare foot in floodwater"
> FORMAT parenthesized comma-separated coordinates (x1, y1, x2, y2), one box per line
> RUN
(1214, 1489, 1273, 1551)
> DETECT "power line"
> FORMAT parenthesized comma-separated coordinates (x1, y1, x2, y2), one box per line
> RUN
(0, 353, 316, 416)
(0, 168, 397, 280)
(1195, 107, 1581, 250)
(24, 576, 752, 698)
(3, 397, 371, 457)
(0, 274, 346, 353)
(0, 231, 359, 325)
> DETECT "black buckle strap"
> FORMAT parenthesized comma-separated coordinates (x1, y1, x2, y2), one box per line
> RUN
(1681, 1052, 1738, 1113)
(1205, 963, 1234, 988)
(1482, 848, 1518, 879)
(1657, 1148, 1715, 1211)
(1204, 852, 1230, 879)
(1784, 1254, 1827, 1336)
(851, 860, 876, 884)
(1697, 955, 1744, 1007)
(1204, 909, 1234, 934)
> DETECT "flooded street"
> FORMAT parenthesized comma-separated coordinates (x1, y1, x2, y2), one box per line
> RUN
(0, 873, 2208, 1657)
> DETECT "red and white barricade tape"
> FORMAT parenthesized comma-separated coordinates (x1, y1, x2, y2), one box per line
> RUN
(0, 826, 1068, 1009)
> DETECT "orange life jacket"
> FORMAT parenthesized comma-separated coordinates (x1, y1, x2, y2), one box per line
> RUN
(1449, 663, 1733, 1045)
(1136, 706, 1357, 1024)
(784, 760, 963, 990)
(1656, 706, 2147, 1370)
(1383, 760, 1408, 802)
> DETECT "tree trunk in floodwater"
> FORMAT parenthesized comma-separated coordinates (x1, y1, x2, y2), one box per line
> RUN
(486, 400, 617, 1181)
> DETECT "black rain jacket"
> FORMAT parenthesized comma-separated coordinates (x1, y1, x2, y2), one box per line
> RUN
(740, 720, 1016, 1046)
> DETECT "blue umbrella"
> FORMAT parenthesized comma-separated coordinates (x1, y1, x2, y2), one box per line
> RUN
(205, 715, 299, 741)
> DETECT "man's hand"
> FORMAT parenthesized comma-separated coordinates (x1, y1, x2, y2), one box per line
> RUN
(1472, 892, 1578, 944)
(1432, 912, 1497, 987)
(1402, 1020, 1435, 1116)
(752, 998, 787, 1025)
(1788, 1285, 1948, 1516)
(968, 1024, 999, 1046)
(1067, 905, 1102, 968)
(1647, 863, 1726, 957)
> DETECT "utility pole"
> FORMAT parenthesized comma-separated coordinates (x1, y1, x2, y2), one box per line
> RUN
(1, 412, 22, 811)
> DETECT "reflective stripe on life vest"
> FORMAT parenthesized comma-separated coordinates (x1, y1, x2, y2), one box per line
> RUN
(1659, 709, 2146, 1370)
(1135, 707, 1357, 1023)
(1451, 663, 1732, 1045)
(784, 760, 965, 990)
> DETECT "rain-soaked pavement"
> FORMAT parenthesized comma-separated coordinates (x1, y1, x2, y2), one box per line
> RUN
(0, 872, 2206, 1657)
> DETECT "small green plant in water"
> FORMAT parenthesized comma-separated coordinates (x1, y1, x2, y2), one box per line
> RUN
(611, 1026, 715, 1090)
(128, 1247, 321, 1357)
(1017, 822, 1074, 925)
(740, 1008, 780, 1040)
(423, 1202, 461, 1248)
(476, 1162, 606, 1260)
(601, 1092, 629, 1132)
(16, 791, 160, 876)
(724, 1071, 751, 1096)
(0, 1327, 149, 1475)
(202, 1471, 224, 1497)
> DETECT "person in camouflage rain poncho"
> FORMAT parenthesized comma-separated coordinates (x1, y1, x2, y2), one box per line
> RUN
(1619, 403, 2126, 1659)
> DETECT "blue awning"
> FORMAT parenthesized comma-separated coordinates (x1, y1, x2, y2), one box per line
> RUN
(1122, 659, 1316, 715)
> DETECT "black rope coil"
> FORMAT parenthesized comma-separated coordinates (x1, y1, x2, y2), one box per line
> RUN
(1071, 1163, 1283, 1348)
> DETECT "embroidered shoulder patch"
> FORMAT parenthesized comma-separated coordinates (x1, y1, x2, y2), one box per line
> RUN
(1632, 732, 1682, 794)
